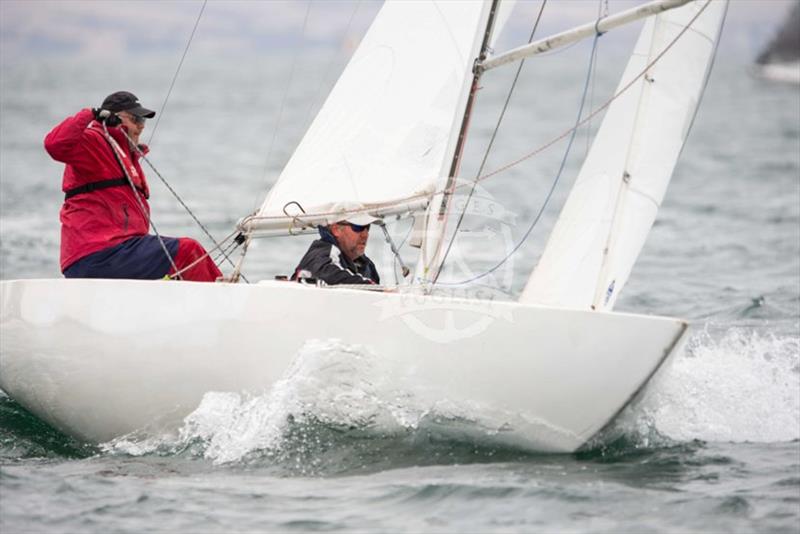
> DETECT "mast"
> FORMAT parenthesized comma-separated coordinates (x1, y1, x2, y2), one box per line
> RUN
(415, 0, 502, 286)
(252, 1, 493, 241)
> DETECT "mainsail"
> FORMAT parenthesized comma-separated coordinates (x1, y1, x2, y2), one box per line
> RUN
(520, 0, 727, 311)
(252, 0, 493, 231)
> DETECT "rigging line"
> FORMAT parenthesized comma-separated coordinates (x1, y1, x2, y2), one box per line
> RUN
(100, 123, 181, 278)
(123, 130, 249, 283)
(435, 31, 602, 288)
(300, 0, 363, 130)
(379, 223, 410, 283)
(392, 216, 416, 283)
(473, 0, 711, 187)
(244, 1, 710, 229)
(147, 0, 207, 147)
(211, 239, 240, 268)
(213, 238, 240, 264)
(256, 0, 314, 212)
(210, 229, 241, 259)
(586, 0, 608, 157)
(433, 0, 549, 286)
(434, 0, 713, 289)
(585, 40, 599, 157)
(166, 228, 242, 280)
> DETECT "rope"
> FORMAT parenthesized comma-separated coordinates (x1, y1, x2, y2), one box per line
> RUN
(473, 0, 711, 187)
(433, 0, 548, 285)
(392, 216, 415, 283)
(232, 0, 362, 278)
(431, 0, 712, 288)
(113, 0, 249, 282)
(378, 222, 410, 283)
(435, 31, 602, 288)
(257, 0, 314, 212)
(212, 235, 240, 264)
(147, 0, 207, 147)
(165, 228, 243, 280)
(123, 129, 247, 282)
(100, 123, 182, 278)
(301, 0, 363, 130)
(586, 0, 609, 157)
(243, 0, 711, 232)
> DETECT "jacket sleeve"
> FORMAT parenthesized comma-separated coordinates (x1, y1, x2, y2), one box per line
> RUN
(298, 244, 376, 285)
(358, 257, 380, 285)
(43, 108, 95, 163)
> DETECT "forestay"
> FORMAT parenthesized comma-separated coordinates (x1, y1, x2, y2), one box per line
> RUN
(521, 0, 727, 311)
(252, 0, 491, 232)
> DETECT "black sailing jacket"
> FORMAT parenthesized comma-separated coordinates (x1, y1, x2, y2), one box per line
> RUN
(291, 229, 380, 285)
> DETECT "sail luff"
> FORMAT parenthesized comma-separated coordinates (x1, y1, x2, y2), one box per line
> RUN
(414, 0, 500, 285)
(588, 22, 664, 309)
(256, 1, 492, 237)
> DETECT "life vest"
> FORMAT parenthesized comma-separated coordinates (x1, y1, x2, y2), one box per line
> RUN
(62, 124, 149, 200)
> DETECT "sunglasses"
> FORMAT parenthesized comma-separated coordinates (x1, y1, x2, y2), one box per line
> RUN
(121, 112, 146, 125)
(339, 222, 370, 233)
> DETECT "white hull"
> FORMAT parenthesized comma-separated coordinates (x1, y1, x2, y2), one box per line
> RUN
(0, 279, 687, 451)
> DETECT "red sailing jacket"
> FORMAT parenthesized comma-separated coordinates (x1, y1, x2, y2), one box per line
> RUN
(44, 108, 152, 272)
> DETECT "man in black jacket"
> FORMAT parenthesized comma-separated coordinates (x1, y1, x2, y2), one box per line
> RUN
(291, 203, 380, 285)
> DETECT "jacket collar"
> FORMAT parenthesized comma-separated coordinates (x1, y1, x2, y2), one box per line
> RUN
(318, 225, 339, 247)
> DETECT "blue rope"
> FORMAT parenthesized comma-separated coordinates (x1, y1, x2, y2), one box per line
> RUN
(435, 32, 603, 288)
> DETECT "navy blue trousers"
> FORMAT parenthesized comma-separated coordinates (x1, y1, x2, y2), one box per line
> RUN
(63, 235, 180, 279)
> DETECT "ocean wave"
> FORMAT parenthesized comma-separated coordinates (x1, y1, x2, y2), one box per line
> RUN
(8, 325, 796, 468)
(0, 394, 95, 461)
(104, 339, 560, 471)
(608, 326, 800, 446)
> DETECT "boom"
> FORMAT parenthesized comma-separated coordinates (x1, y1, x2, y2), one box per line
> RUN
(479, 0, 693, 72)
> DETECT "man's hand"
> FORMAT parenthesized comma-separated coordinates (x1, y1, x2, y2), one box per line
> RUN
(92, 108, 121, 127)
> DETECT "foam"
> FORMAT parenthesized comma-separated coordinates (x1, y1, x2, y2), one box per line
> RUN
(170, 339, 418, 464)
(147, 339, 573, 463)
(625, 326, 800, 443)
(105, 327, 800, 461)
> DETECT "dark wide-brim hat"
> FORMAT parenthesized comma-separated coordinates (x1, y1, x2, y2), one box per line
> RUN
(101, 91, 156, 118)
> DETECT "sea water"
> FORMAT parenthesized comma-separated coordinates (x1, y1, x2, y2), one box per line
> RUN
(1, 29, 799, 534)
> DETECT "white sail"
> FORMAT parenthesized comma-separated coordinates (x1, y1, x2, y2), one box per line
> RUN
(254, 0, 491, 229)
(489, 0, 516, 52)
(520, 0, 727, 311)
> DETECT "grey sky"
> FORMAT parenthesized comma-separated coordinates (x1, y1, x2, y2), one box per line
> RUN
(0, 0, 796, 63)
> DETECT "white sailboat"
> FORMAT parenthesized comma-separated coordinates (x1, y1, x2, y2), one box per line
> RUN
(0, 0, 727, 450)
(753, 1, 800, 85)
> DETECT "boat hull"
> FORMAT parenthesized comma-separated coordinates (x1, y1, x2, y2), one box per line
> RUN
(0, 279, 687, 451)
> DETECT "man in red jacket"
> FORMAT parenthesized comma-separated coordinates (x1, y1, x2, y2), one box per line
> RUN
(45, 91, 222, 282)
